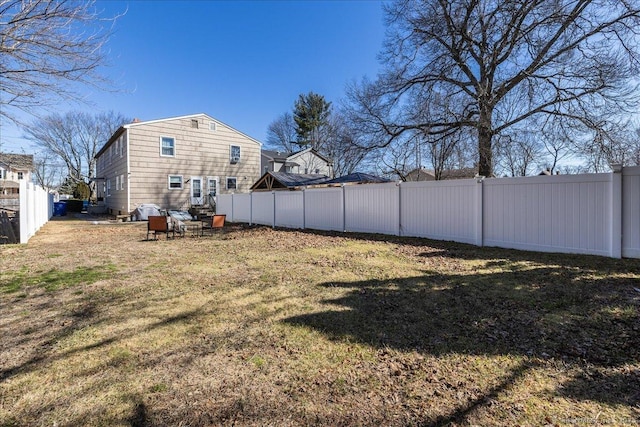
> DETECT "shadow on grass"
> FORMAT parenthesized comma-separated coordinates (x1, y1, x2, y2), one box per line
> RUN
(0, 308, 203, 383)
(283, 259, 640, 423)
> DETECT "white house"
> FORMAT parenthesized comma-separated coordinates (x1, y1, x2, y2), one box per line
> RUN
(261, 147, 333, 178)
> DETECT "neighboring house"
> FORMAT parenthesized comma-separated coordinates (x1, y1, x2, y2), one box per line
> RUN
(0, 153, 33, 209)
(404, 168, 436, 182)
(261, 148, 333, 178)
(94, 113, 261, 216)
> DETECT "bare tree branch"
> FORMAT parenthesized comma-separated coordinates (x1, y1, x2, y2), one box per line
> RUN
(0, 0, 124, 124)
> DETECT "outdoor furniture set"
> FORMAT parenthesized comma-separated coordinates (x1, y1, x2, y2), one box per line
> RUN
(146, 214, 226, 240)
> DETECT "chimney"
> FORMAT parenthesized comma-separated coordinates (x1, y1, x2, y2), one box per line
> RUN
(132, 118, 141, 123)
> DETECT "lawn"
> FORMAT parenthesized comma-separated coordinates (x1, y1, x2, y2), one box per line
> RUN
(1, 217, 639, 426)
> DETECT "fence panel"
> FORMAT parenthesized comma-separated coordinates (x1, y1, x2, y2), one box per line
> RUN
(232, 194, 252, 224)
(623, 166, 640, 258)
(216, 194, 233, 220)
(304, 187, 344, 231)
(483, 174, 612, 256)
(18, 181, 52, 244)
(216, 167, 637, 259)
(345, 183, 399, 235)
(400, 180, 479, 244)
(275, 191, 304, 228)
(251, 192, 274, 226)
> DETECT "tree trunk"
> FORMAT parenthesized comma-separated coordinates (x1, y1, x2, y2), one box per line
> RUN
(478, 129, 493, 177)
(477, 104, 494, 177)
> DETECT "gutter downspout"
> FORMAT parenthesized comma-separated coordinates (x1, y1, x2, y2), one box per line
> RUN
(126, 128, 131, 214)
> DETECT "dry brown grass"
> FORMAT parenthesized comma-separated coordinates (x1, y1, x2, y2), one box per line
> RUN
(1, 216, 639, 426)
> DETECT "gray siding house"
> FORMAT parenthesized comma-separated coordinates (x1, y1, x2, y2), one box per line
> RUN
(95, 113, 261, 216)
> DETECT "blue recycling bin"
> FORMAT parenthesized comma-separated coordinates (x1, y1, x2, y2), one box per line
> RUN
(53, 202, 67, 216)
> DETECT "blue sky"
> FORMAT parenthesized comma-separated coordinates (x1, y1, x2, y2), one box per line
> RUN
(1, 0, 386, 154)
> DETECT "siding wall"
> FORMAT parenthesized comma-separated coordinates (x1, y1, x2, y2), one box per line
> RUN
(219, 168, 639, 259)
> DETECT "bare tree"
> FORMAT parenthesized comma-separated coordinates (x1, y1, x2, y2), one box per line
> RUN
(0, 0, 122, 124)
(323, 113, 370, 177)
(495, 132, 541, 176)
(346, 0, 640, 178)
(265, 113, 298, 153)
(32, 151, 65, 190)
(24, 111, 130, 198)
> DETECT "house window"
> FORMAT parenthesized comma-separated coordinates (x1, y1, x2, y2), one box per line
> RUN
(120, 174, 125, 190)
(191, 119, 199, 129)
(209, 122, 217, 131)
(120, 137, 125, 157)
(226, 177, 237, 190)
(116, 175, 120, 191)
(1, 169, 6, 179)
(168, 175, 183, 189)
(17, 172, 23, 180)
(161, 136, 175, 157)
(230, 145, 241, 163)
(107, 179, 111, 196)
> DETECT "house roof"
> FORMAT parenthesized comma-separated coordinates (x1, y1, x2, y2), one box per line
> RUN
(261, 150, 291, 162)
(97, 113, 262, 158)
(322, 172, 390, 185)
(440, 167, 478, 179)
(251, 171, 329, 191)
(0, 153, 33, 171)
(405, 168, 436, 181)
(251, 171, 390, 191)
(404, 167, 478, 181)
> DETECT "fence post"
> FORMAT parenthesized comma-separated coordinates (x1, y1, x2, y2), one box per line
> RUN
(397, 182, 402, 236)
(475, 176, 485, 247)
(610, 164, 623, 258)
(341, 184, 346, 232)
(272, 191, 276, 228)
(230, 193, 234, 223)
(19, 180, 28, 243)
(302, 188, 306, 230)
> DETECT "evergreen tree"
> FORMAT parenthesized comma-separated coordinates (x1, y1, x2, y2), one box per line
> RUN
(293, 92, 332, 150)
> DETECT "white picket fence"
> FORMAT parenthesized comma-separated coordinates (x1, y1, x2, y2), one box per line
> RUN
(19, 180, 53, 243)
(218, 166, 640, 259)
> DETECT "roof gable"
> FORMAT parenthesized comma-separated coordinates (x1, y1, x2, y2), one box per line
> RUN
(287, 147, 332, 163)
(97, 113, 262, 158)
(0, 153, 34, 170)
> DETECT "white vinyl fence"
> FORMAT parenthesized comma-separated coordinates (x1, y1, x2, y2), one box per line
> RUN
(218, 167, 640, 259)
(19, 180, 53, 243)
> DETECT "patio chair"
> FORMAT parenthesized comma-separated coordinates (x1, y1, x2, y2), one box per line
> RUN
(147, 215, 174, 240)
(201, 214, 226, 236)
